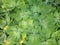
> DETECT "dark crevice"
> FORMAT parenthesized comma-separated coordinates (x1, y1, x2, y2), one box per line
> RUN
(22, 43, 26, 45)
(0, 28, 3, 30)
(57, 27, 60, 30)
(5, 32, 9, 37)
(42, 0, 45, 2)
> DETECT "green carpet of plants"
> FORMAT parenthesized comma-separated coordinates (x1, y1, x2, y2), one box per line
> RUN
(0, 0, 60, 45)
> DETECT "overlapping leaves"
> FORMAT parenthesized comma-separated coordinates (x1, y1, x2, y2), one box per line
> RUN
(0, 0, 60, 45)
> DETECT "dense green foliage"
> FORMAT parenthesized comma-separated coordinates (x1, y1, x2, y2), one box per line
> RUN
(0, 0, 60, 45)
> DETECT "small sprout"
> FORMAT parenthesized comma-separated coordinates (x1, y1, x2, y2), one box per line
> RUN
(22, 34, 26, 39)
(4, 40, 10, 45)
(1, 5, 5, 9)
(10, 19, 13, 22)
(28, 19, 33, 26)
(4, 25, 9, 31)
(19, 40, 24, 44)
